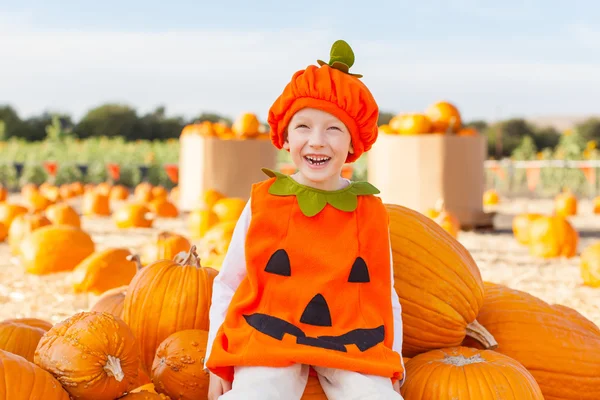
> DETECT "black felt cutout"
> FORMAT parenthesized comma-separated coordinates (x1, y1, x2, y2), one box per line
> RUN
(348, 257, 370, 283)
(243, 313, 384, 353)
(264, 249, 291, 276)
(300, 294, 332, 327)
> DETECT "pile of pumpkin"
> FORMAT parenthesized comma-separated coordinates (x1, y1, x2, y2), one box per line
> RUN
(512, 188, 600, 287)
(379, 100, 478, 136)
(0, 198, 598, 399)
(181, 112, 269, 140)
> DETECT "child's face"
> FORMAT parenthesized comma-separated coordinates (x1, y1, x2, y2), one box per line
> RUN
(283, 108, 354, 189)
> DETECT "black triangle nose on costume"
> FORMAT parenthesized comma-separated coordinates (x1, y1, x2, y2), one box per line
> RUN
(264, 249, 291, 276)
(300, 294, 332, 327)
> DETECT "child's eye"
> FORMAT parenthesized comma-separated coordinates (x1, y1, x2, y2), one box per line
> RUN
(328, 126, 342, 131)
(295, 124, 309, 129)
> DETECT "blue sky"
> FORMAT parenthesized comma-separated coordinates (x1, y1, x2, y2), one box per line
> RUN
(2, 1, 600, 124)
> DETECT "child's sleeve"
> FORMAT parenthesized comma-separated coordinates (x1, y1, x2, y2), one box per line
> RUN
(204, 197, 252, 372)
(389, 235, 406, 386)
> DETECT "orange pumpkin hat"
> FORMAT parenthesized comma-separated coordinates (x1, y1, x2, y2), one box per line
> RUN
(268, 40, 379, 163)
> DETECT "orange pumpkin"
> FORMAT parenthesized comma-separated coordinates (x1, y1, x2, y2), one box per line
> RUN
(201, 189, 226, 209)
(8, 213, 52, 255)
(23, 191, 53, 212)
(58, 183, 76, 200)
(512, 212, 543, 245)
(72, 248, 139, 294)
(0, 349, 70, 399)
(95, 182, 113, 196)
(19, 225, 95, 274)
(188, 208, 219, 239)
(212, 197, 246, 221)
(83, 190, 111, 216)
(130, 383, 160, 393)
(434, 208, 460, 238)
(528, 215, 578, 258)
(141, 231, 191, 266)
(148, 199, 179, 218)
(232, 112, 260, 138)
(393, 113, 433, 134)
(34, 311, 140, 400)
(123, 247, 218, 374)
(40, 185, 61, 203)
(110, 184, 130, 201)
(0, 321, 46, 362)
(1, 318, 53, 332)
(151, 186, 168, 202)
(114, 203, 154, 229)
(400, 347, 543, 399)
(482, 188, 499, 206)
(0, 203, 28, 230)
(181, 121, 216, 137)
(69, 181, 84, 196)
(119, 392, 167, 399)
(425, 101, 462, 133)
(134, 183, 154, 203)
(581, 242, 600, 287)
(200, 220, 237, 260)
(0, 222, 6, 242)
(456, 127, 478, 136)
(90, 285, 128, 318)
(462, 282, 600, 400)
(0, 185, 6, 202)
(555, 188, 577, 217)
(378, 124, 395, 134)
(151, 329, 210, 400)
(593, 196, 600, 214)
(45, 202, 81, 227)
(385, 204, 496, 357)
(169, 186, 179, 204)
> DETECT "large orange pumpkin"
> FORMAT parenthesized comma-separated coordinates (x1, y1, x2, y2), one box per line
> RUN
(462, 282, 600, 400)
(400, 347, 543, 399)
(123, 247, 218, 374)
(0, 349, 70, 399)
(20, 225, 95, 274)
(151, 329, 210, 400)
(71, 248, 139, 294)
(2, 317, 53, 332)
(141, 231, 191, 266)
(45, 202, 81, 227)
(512, 212, 544, 245)
(0, 321, 46, 362)
(425, 101, 462, 133)
(90, 285, 128, 318)
(528, 215, 578, 258)
(8, 213, 52, 255)
(385, 204, 496, 357)
(581, 242, 600, 287)
(34, 311, 140, 400)
(554, 188, 578, 217)
(0, 203, 28, 230)
(114, 203, 154, 229)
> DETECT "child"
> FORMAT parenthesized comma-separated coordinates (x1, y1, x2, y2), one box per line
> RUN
(205, 40, 405, 400)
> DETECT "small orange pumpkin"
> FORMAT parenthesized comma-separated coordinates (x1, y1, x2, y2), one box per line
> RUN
(151, 329, 210, 400)
(110, 185, 130, 201)
(23, 191, 53, 212)
(394, 113, 433, 134)
(45, 202, 81, 227)
(148, 199, 179, 218)
(425, 101, 462, 133)
(456, 127, 478, 136)
(554, 188, 577, 217)
(435, 208, 460, 238)
(151, 186, 169, 202)
(71, 248, 139, 294)
(0, 222, 6, 242)
(581, 242, 600, 287)
(201, 189, 225, 209)
(114, 204, 154, 229)
(0, 203, 28, 230)
(594, 196, 600, 214)
(34, 311, 140, 400)
(0, 185, 7, 202)
(232, 112, 261, 138)
(8, 213, 52, 255)
(141, 232, 191, 266)
(528, 215, 578, 258)
(19, 225, 95, 274)
(90, 285, 128, 318)
(212, 198, 246, 222)
(134, 183, 154, 203)
(83, 190, 111, 216)
(95, 182, 113, 196)
(482, 188, 499, 206)
(512, 212, 544, 245)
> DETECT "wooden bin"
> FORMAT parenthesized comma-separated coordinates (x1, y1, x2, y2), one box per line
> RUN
(367, 133, 493, 228)
(178, 136, 279, 212)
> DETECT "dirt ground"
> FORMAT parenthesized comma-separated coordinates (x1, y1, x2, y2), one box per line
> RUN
(1, 196, 599, 328)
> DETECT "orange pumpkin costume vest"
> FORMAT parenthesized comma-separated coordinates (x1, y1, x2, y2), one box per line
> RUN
(206, 171, 404, 382)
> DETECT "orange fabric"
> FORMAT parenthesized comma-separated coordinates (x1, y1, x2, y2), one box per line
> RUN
(206, 177, 403, 382)
(268, 64, 379, 163)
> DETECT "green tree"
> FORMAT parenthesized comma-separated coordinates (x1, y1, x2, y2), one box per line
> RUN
(512, 135, 538, 160)
(554, 131, 587, 160)
(0, 121, 6, 141)
(531, 126, 560, 150)
(574, 118, 600, 143)
(136, 106, 186, 140)
(193, 112, 232, 125)
(485, 118, 535, 158)
(75, 104, 138, 139)
(0, 105, 22, 139)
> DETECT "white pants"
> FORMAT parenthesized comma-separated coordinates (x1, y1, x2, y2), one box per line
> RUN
(219, 364, 403, 400)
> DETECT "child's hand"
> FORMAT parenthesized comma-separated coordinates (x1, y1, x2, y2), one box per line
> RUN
(208, 372, 232, 400)
(393, 380, 401, 394)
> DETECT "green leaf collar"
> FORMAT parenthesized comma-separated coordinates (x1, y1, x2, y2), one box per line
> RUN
(262, 168, 379, 217)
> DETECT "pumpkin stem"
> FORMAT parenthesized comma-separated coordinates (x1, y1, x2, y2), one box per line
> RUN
(179, 245, 201, 268)
(465, 319, 498, 349)
(126, 254, 143, 271)
(104, 355, 125, 382)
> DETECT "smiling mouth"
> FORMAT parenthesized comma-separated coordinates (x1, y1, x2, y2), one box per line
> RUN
(304, 156, 331, 166)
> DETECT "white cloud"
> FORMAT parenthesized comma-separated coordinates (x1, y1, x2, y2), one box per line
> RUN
(2, 18, 600, 123)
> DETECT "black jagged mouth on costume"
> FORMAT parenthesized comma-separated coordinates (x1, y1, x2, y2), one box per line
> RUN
(243, 313, 384, 352)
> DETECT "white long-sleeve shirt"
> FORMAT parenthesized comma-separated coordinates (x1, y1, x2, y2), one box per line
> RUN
(205, 196, 405, 383)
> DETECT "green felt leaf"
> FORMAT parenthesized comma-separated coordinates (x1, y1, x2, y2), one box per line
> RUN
(330, 40, 355, 68)
(261, 168, 380, 217)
